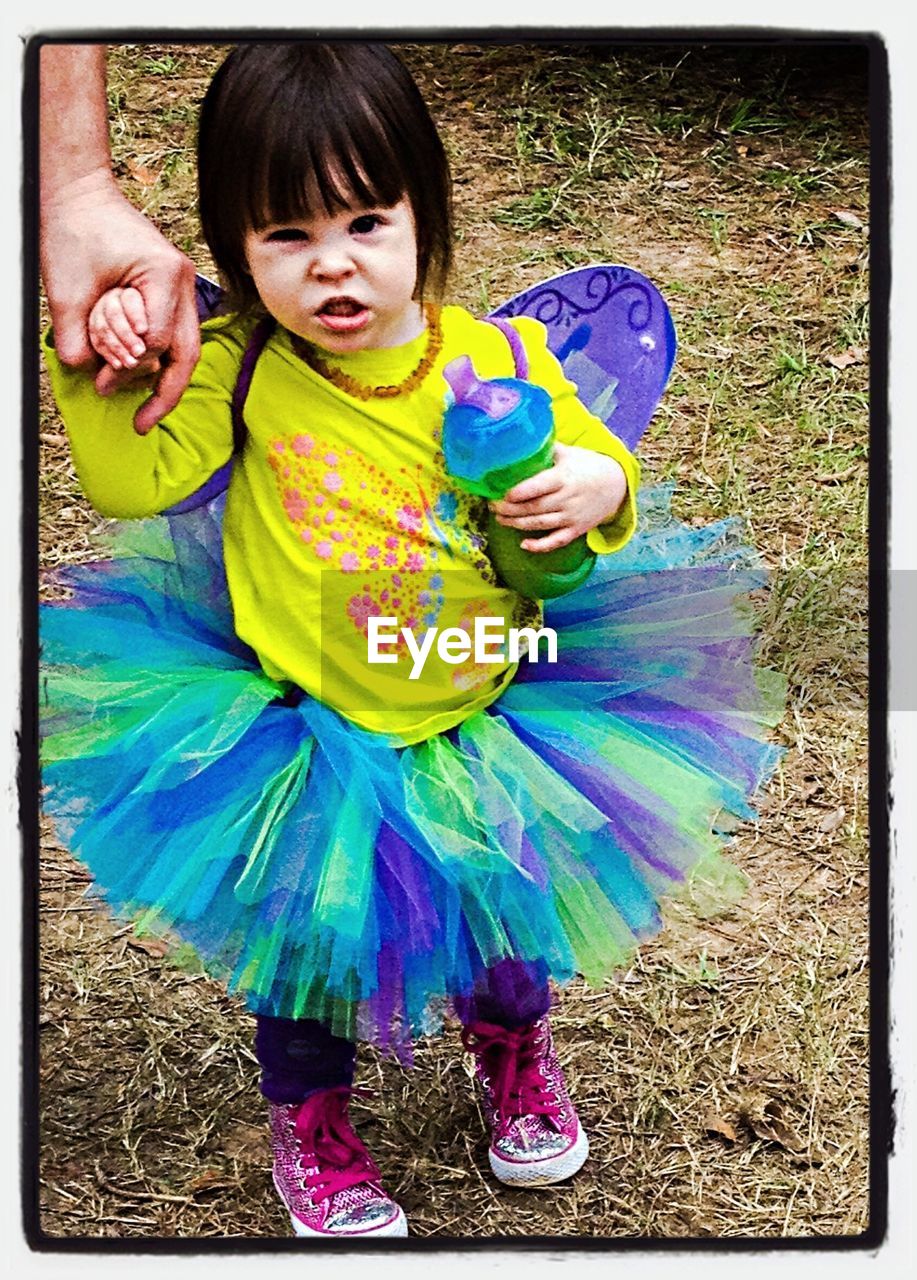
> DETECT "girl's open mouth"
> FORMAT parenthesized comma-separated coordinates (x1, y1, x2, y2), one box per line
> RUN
(315, 298, 371, 333)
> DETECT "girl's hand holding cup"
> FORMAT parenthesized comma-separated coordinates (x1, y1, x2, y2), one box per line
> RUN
(490, 442, 628, 553)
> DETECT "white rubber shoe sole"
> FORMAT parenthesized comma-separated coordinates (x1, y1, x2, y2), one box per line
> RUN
(289, 1206, 408, 1238)
(274, 1171, 409, 1238)
(489, 1120, 589, 1187)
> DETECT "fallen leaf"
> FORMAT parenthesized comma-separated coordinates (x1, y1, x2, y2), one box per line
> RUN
(704, 1110, 738, 1143)
(819, 806, 846, 832)
(127, 935, 169, 957)
(743, 1097, 806, 1153)
(127, 160, 159, 187)
(827, 345, 867, 370)
(831, 209, 865, 230)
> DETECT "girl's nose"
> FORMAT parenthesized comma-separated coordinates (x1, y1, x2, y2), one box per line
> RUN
(310, 241, 355, 282)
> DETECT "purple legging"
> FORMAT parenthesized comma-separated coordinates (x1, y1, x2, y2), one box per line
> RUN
(255, 958, 551, 1104)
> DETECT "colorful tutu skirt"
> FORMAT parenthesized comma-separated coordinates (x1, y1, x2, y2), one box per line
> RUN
(40, 484, 784, 1056)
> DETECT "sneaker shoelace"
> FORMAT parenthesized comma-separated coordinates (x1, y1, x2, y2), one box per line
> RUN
(461, 1020, 559, 1126)
(290, 1086, 383, 1204)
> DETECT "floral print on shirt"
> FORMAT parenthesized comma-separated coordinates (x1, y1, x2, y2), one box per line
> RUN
(268, 430, 511, 690)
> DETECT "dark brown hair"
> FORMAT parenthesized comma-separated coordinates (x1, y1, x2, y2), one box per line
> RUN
(197, 43, 453, 313)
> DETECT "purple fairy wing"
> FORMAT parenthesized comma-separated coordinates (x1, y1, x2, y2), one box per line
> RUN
(488, 264, 677, 450)
(195, 272, 226, 321)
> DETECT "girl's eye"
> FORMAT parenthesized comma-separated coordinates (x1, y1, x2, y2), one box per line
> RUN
(266, 228, 309, 243)
(350, 214, 382, 234)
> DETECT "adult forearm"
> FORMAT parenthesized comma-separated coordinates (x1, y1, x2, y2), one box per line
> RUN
(39, 44, 115, 208)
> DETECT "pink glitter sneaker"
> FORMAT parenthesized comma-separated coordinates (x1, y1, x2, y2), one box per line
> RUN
(461, 1017, 589, 1186)
(268, 1087, 407, 1237)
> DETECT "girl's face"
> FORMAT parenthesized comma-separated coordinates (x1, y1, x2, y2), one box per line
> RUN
(243, 198, 424, 355)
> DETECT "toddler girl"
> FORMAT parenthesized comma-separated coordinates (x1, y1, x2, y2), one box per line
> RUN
(42, 42, 782, 1239)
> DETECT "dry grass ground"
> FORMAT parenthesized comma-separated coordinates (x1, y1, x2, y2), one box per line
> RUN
(36, 40, 871, 1242)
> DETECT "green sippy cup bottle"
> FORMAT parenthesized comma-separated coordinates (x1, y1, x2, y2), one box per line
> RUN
(442, 356, 596, 599)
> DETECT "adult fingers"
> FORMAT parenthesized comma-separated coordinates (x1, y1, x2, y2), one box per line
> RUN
(95, 354, 162, 397)
(165, 275, 202, 388)
(51, 300, 97, 370)
(94, 363, 119, 396)
(133, 273, 201, 434)
(135, 253, 189, 351)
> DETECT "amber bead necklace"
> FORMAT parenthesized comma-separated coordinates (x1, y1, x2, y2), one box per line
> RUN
(292, 304, 442, 401)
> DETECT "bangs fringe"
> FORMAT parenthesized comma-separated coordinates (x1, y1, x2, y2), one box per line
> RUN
(248, 84, 411, 229)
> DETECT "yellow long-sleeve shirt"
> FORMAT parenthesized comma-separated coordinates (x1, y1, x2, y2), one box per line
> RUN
(45, 305, 640, 744)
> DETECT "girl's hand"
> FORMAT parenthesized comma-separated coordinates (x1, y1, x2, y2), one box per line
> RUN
(88, 286, 152, 373)
(489, 442, 628, 553)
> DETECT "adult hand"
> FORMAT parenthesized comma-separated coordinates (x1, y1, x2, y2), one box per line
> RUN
(40, 175, 200, 434)
(489, 442, 628, 553)
(39, 45, 200, 434)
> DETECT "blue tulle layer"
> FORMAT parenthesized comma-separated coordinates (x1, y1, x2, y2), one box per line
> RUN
(40, 485, 784, 1054)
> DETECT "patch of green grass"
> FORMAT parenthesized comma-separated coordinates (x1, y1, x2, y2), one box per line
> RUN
(673, 949, 722, 988)
(509, 103, 594, 165)
(763, 556, 868, 695)
(649, 106, 697, 137)
(758, 166, 828, 198)
(104, 75, 131, 148)
(504, 90, 656, 184)
(492, 181, 579, 232)
(775, 347, 810, 379)
(753, 280, 795, 309)
(722, 96, 793, 135)
(664, 279, 696, 296)
(550, 245, 596, 270)
(813, 443, 869, 470)
(157, 101, 199, 127)
(794, 219, 850, 249)
(140, 53, 184, 76)
(697, 208, 729, 255)
(836, 299, 869, 349)
(160, 150, 193, 186)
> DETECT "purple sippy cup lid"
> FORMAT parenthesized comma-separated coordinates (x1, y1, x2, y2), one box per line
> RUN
(443, 356, 521, 420)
